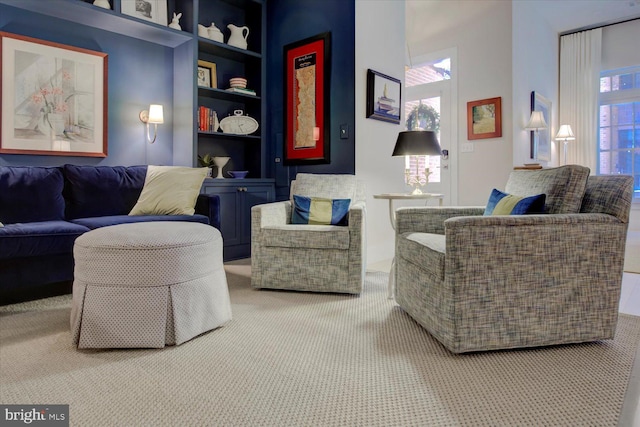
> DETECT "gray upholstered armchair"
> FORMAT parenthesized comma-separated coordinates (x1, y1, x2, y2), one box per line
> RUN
(251, 173, 366, 294)
(394, 165, 633, 353)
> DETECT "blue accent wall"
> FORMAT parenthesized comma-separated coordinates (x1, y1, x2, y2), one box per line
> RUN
(266, 0, 355, 198)
(0, 4, 176, 167)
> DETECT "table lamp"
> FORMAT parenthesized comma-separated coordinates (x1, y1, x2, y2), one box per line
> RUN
(555, 124, 575, 165)
(392, 130, 441, 195)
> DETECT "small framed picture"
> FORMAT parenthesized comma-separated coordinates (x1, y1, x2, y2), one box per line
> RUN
(467, 97, 502, 140)
(366, 69, 401, 124)
(121, 0, 168, 26)
(197, 60, 217, 88)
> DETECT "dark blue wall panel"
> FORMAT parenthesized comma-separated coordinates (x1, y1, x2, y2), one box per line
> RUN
(266, 0, 355, 198)
(0, 4, 175, 167)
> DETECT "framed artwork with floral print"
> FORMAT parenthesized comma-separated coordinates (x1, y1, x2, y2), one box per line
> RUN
(0, 32, 108, 157)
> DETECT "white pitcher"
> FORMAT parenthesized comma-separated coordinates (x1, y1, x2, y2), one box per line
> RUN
(227, 24, 249, 50)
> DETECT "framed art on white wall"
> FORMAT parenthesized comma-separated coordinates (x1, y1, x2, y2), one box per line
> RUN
(530, 91, 551, 161)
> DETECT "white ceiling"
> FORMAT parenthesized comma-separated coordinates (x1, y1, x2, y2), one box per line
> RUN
(406, 0, 640, 45)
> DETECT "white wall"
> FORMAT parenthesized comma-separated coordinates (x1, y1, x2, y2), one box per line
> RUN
(601, 19, 640, 70)
(355, 0, 406, 264)
(512, 2, 560, 168)
(407, 1, 514, 205)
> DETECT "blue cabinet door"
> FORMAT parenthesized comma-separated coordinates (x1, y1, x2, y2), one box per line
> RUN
(201, 179, 274, 261)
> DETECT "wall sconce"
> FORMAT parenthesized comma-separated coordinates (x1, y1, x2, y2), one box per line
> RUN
(139, 104, 164, 144)
(555, 124, 575, 165)
(392, 130, 442, 195)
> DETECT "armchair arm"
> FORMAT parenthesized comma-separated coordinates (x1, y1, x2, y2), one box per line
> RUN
(348, 202, 366, 233)
(251, 200, 292, 229)
(195, 194, 221, 230)
(396, 206, 485, 235)
(348, 202, 366, 288)
(443, 213, 627, 279)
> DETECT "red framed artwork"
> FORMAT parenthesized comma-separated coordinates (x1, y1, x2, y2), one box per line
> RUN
(283, 32, 331, 165)
(0, 32, 108, 157)
(467, 97, 502, 140)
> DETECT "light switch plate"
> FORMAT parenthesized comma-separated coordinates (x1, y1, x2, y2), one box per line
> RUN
(460, 142, 474, 153)
(340, 124, 349, 139)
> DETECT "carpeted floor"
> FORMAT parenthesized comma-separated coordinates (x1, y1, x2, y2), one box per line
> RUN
(626, 231, 640, 274)
(1, 266, 639, 426)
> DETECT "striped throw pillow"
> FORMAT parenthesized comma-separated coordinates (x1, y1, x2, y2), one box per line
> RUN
(291, 195, 351, 226)
(484, 189, 546, 216)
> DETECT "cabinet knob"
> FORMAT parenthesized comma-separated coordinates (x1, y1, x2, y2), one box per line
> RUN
(237, 187, 247, 192)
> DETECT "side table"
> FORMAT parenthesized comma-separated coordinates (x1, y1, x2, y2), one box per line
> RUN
(373, 193, 444, 299)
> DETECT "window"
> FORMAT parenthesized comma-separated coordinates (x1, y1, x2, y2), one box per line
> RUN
(598, 66, 640, 200)
(404, 57, 450, 184)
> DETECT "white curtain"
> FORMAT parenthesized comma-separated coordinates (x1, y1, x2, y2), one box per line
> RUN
(558, 28, 602, 171)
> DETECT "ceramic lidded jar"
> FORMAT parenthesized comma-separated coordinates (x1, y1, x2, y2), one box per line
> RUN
(197, 24, 209, 38)
(207, 23, 224, 43)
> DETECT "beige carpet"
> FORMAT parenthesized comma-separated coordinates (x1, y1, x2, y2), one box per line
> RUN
(626, 231, 640, 274)
(1, 266, 640, 426)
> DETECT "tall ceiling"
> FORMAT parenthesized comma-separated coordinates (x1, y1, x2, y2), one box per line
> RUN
(406, 0, 640, 46)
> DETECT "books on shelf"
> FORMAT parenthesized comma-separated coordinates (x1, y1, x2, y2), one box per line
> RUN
(225, 87, 257, 96)
(198, 106, 219, 132)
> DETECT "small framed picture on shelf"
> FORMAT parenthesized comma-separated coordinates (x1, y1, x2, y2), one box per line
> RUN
(197, 60, 217, 88)
(121, 0, 168, 26)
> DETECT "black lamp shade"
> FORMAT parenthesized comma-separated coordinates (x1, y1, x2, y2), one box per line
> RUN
(392, 131, 441, 156)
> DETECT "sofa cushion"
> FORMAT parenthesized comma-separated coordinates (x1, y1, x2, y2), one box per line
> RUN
(483, 189, 546, 216)
(129, 166, 208, 216)
(0, 166, 65, 224)
(70, 214, 210, 230)
(0, 220, 89, 259)
(291, 195, 351, 226)
(63, 164, 148, 219)
(504, 165, 589, 214)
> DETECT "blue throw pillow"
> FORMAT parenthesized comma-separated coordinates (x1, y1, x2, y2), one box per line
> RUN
(62, 164, 148, 219)
(291, 195, 351, 226)
(484, 189, 546, 216)
(0, 166, 65, 224)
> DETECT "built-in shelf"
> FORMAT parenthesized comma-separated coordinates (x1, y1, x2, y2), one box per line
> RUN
(198, 38, 261, 61)
(198, 87, 260, 101)
(1, 0, 193, 48)
(198, 131, 260, 140)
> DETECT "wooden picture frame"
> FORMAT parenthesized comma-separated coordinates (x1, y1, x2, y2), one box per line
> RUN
(467, 97, 502, 140)
(283, 32, 331, 165)
(197, 60, 217, 88)
(121, 0, 168, 26)
(366, 69, 401, 124)
(530, 91, 551, 161)
(0, 32, 108, 157)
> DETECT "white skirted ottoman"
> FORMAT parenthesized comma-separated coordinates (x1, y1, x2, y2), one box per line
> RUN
(70, 221, 231, 349)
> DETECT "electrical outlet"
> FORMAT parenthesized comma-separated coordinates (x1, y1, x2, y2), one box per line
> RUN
(460, 142, 474, 153)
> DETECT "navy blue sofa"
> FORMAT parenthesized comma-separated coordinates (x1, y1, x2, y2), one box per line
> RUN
(0, 164, 221, 305)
